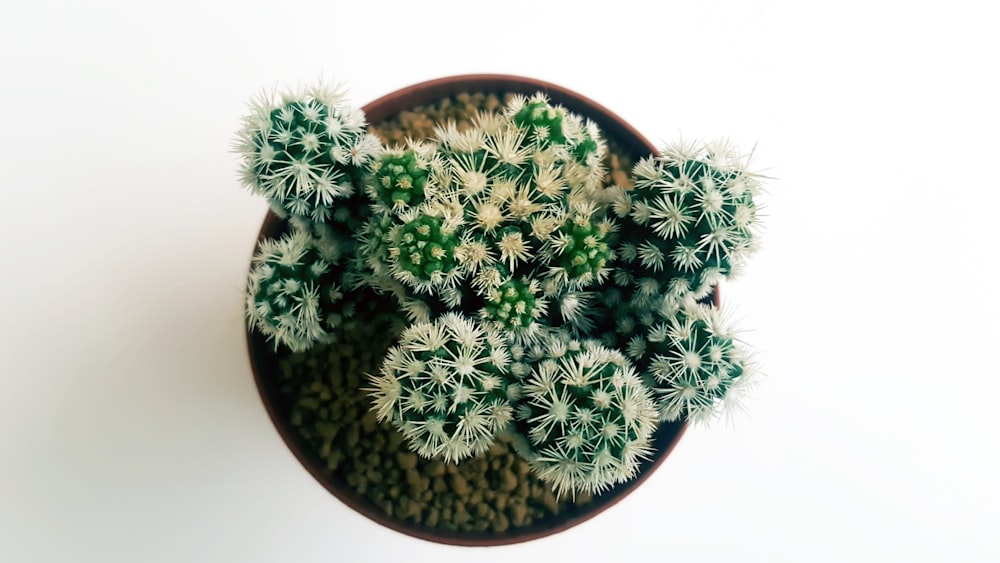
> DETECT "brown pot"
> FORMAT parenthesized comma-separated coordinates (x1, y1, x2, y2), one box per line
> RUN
(247, 75, 708, 546)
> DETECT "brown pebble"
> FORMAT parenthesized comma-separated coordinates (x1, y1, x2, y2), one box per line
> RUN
(426, 461, 446, 476)
(344, 404, 358, 421)
(396, 452, 418, 470)
(612, 169, 630, 188)
(386, 431, 404, 450)
(425, 508, 440, 528)
(361, 410, 378, 433)
(454, 504, 471, 525)
(316, 421, 337, 439)
(432, 477, 448, 494)
(517, 481, 529, 498)
(499, 468, 518, 492)
(325, 453, 340, 471)
(508, 502, 528, 527)
(530, 484, 543, 498)
(514, 459, 530, 477)
(450, 474, 470, 496)
(475, 503, 490, 519)
(468, 457, 488, 475)
(541, 488, 559, 514)
(345, 426, 359, 448)
(492, 512, 510, 533)
(400, 498, 422, 519)
(345, 372, 361, 389)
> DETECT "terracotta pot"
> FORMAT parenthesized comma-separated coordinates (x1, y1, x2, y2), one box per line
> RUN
(247, 75, 711, 546)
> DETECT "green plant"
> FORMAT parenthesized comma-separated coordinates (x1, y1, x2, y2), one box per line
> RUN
(514, 333, 659, 497)
(234, 82, 381, 223)
(367, 313, 515, 463)
(626, 291, 755, 423)
(244, 221, 346, 352)
(237, 80, 766, 498)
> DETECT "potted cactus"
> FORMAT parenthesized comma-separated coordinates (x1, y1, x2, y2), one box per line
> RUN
(238, 75, 763, 544)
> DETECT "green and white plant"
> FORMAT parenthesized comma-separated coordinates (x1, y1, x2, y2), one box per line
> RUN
(515, 333, 659, 496)
(237, 79, 766, 497)
(234, 81, 381, 223)
(367, 313, 515, 463)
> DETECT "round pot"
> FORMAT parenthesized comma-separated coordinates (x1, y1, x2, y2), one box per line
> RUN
(247, 75, 707, 546)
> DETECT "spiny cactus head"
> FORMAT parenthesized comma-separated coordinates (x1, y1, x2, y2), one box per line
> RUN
(500, 93, 606, 190)
(515, 334, 659, 497)
(367, 313, 515, 463)
(287, 215, 354, 266)
(481, 277, 546, 331)
(368, 145, 437, 212)
(354, 212, 395, 281)
(388, 212, 462, 292)
(636, 294, 756, 424)
(622, 139, 762, 297)
(234, 81, 382, 222)
(510, 94, 567, 145)
(552, 291, 597, 335)
(246, 228, 339, 352)
(546, 209, 613, 289)
(567, 115, 601, 164)
(562, 113, 606, 190)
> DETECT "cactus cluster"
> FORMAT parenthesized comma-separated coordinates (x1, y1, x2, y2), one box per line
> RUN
(237, 80, 765, 497)
(355, 93, 615, 339)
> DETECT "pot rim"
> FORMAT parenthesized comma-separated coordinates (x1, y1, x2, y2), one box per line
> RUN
(247, 74, 707, 546)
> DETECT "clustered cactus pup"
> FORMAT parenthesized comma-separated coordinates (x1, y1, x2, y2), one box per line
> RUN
(240, 76, 764, 512)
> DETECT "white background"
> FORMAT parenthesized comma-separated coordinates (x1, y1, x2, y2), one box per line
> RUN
(2, 1, 998, 561)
